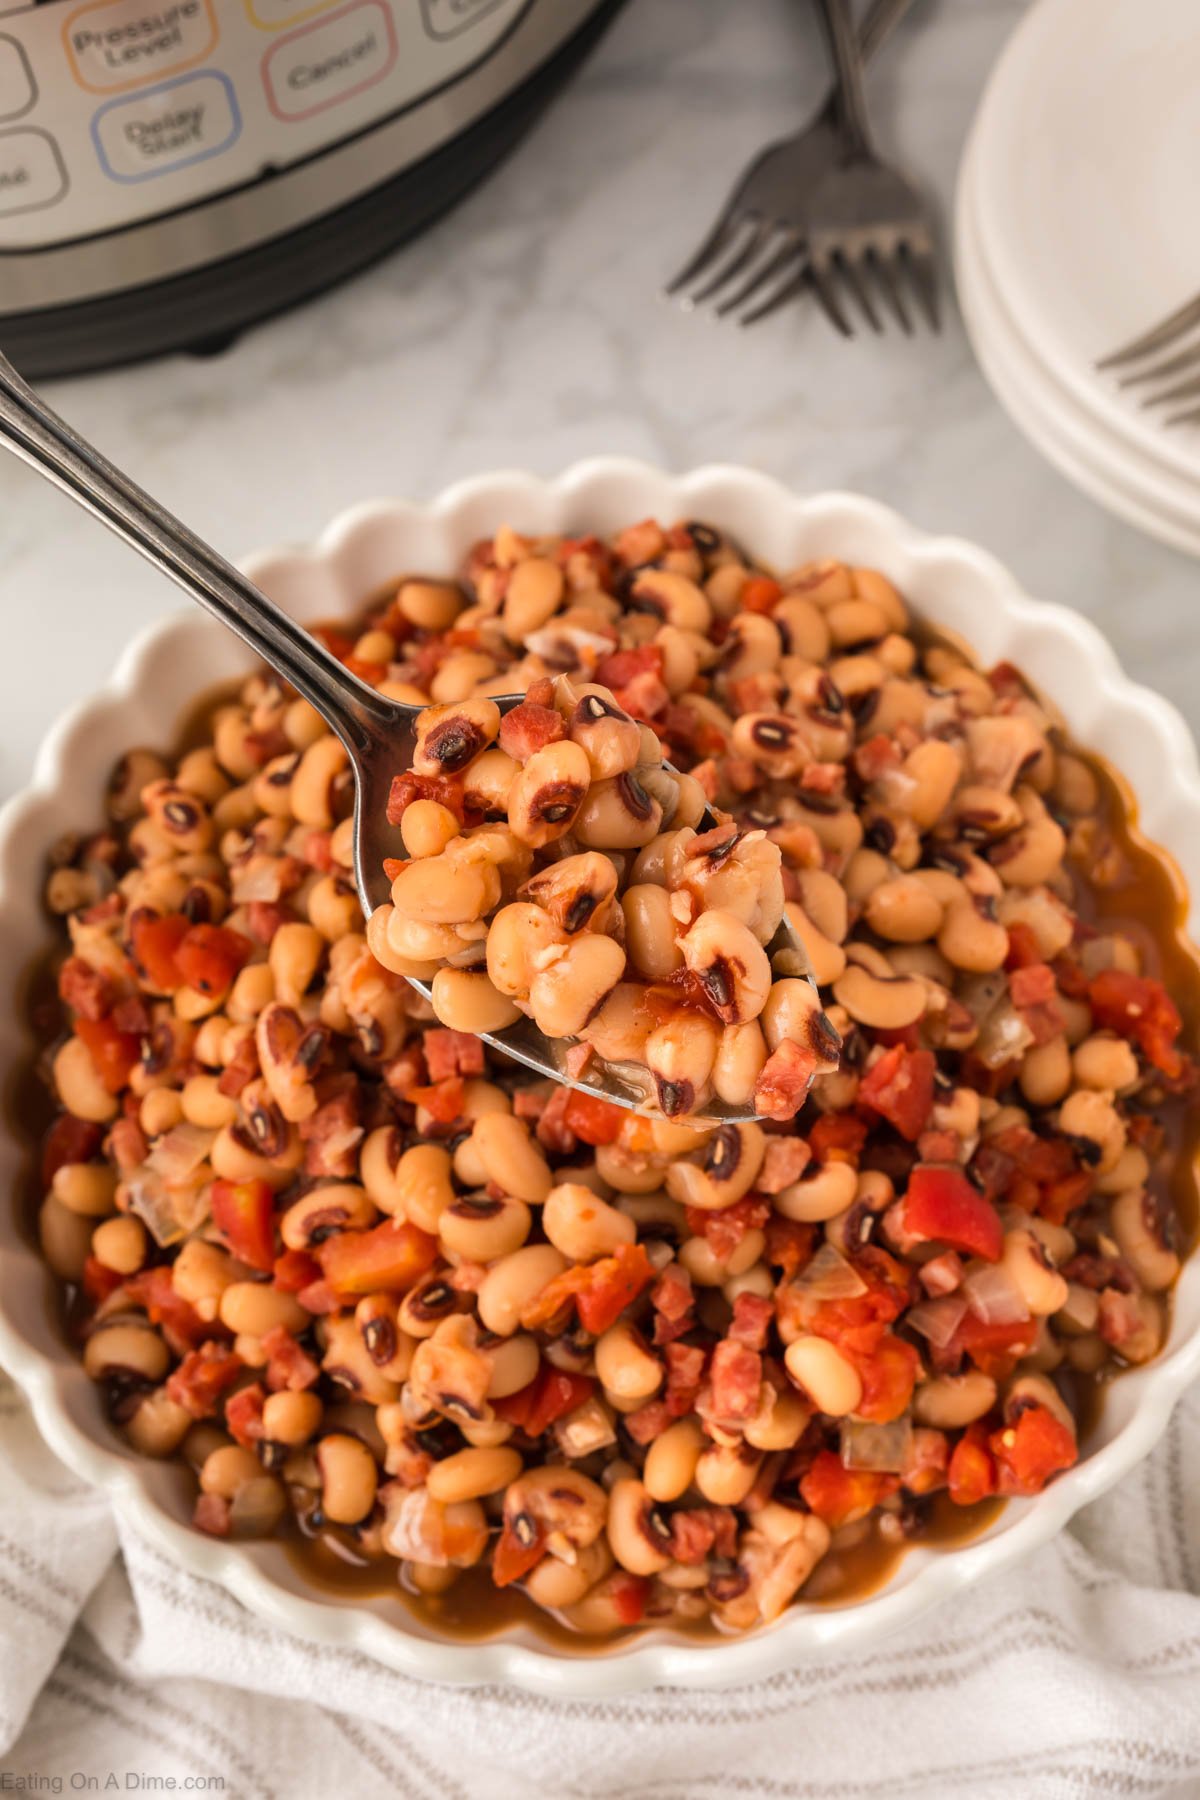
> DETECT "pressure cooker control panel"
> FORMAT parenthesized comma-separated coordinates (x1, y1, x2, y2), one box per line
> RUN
(0, 0, 531, 245)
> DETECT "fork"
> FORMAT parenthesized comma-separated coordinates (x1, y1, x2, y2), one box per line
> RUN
(666, 0, 917, 326)
(1096, 290, 1200, 428)
(804, 0, 938, 335)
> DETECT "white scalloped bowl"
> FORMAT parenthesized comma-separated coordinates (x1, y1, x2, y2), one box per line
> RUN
(2, 460, 1198, 1697)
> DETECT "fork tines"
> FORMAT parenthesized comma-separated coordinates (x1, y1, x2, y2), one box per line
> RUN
(1097, 289, 1200, 428)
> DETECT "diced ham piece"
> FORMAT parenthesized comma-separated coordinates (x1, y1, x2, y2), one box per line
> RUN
(709, 1339, 762, 1421)
(757, 1137, 812, 1194)
(729, 1292, 773, 1351)
(497, 702, 565, 765)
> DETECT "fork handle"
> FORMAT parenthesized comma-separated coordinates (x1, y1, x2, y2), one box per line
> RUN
(814, 0, 876, 154)
(858, 0, 919, 66)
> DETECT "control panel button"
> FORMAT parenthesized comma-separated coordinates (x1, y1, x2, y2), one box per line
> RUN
(0, 35, 36, 121)
(419, 0, 505, 41)
(245, 0, 342, 30)
(64, 0, 219, 96)
(263, 1, 396, 122)
(0, 128, 67, 215)
(92, 70, 240, 181)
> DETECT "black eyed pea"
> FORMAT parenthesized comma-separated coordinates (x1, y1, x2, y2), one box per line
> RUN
(358, 1125, 409, 1216)
(53, 1037, 119, 1124)
(528, 934, 627, 1038)
(457, 1417, 516, 1450)
(643, 1417, 706, 1503)
(389, 854, 500, 927)
(991, 815, 1067, 889)
(396, 578, 463, 633)
(412, 698, 501, 778)
(401, 798, 461, 861)
(665, 1120, 765, 1211)
(290, 735, 348, 831)
(879, 739, 963, 830)
(679, 1227, 765, 1287)
(1058, 1088, 1127, 1174)
(180, 1072, 239, 1130)
(470, 1112, 553, 1204)
(712, 1020, 769, 1108)
(783, 901, 846, 986)
(1105, 1292, 1165, 1365)
(773, 1159, 857, 1223)
(317, 1432, 379, 1525)
(566, 688, 643, 779)
(622, 883, 684, 979)
(744, 1383, 811, 1452)
(760, 979, 838, 1063)
(139, 1088, 186, 1136)
(1064, 1331, 1109, 1374)
(200, 1443, 262, 1501)
(1110, 1189, 1180, 1291)
(426, 1445, 524, 1505)
(502, 556, 565, 638)
(172, 1239, 236, 1318)
(269, 922, 325, 1009)
(721, 610, 783, 681)
(485, 901, 567, 999)
(524, 1537, 613, 1610)
(51, 1160, 118, 1217)
(1000, 1227, 1069, 1315)
(937, 899, 1010, 973)
(865, 876, 945, 944)
(629, 566, 712, 633)
(486, 1331, 541, 1399)
(91, 1214, 148, 1276)
(477, 1244, 568, 1338)
(1018, 1035, 1073, 1108)
(122, 1389, 194, 1459)
(913, 1370, 997, 1429)
(1094, 1142, 1151, 1196)
(398, 1276, 460, 1342)
(1003, 1373, 1076, 1437)
(825, 597, 890, 649)
(543, 1183, 636, 1262)
(520, 851, 619, 937)
(507, 740, 591, 849)
(281, 1182, 377, 1251)
(841, 847, 893, 907)
(606, 1477, 675, 1576)
(571, 771, 665, 853)
(408, 1562, 461, 1597)
(774, 594, 830, 663)
(679, 910, 771, 1026)
(594, 1319, 663, 1402)
(784, 1335, 862, 1416)
(831, 962, 926, 1031)
(219, 1281, 308, 1339)
(307, 874, 361, 943)
(429, 652, 498, 704)
(852, 567, 909, 631)
(439, 1194, 532, 1262)
(645, 1013, 722, 1117)
(1072, 1032, 1140, 1094)
(694, 1441, 763, 1507)
(83, 1322, 170, 1384)
(430, 967, 522, 1035)
(724, 1262, 776, 1305)
(262, 1389, 323, 1447)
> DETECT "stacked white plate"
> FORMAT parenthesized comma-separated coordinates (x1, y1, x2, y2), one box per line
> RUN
(955, 0, 1200, 557)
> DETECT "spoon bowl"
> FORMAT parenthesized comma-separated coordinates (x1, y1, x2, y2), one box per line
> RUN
(0, 349, 820, 1121)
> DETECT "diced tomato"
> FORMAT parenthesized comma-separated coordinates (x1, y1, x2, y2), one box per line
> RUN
(765, 1216, 816, 1280)
(754, 1040, 820, 1122)
(947, 1422, 998, 1505)
(519, 1242, 655, 1335)
(990, 1403, 1077, 1496)
(129, 910, 190, 993)
(210, 1177, 275, 1273)
(316, 1218, 437, 1298)
(1088, 969, 1184, 1078)
(1004, 922, 1044, 971)
(74, 1017, 141, 1094)
(562, 1089, 626, 1146)
(494, 1365, 595, 1438)
(81, 1254, 124, 1304)
(166, 1344, 244, 1419)
(609, 1573, 650, 1626)
(902, 1164, 1003, 1262)
(593, 644, 663, 693)
(951, 1313, 1038, 1378)
(685, 1196, 769, 1263)
(807, 1114, 869, 1165)
(740, 576, 782, 614)
(42, 1114, 102, 1185)
(407, 1077, 465, 1126)
(492, 1519, 546, 1587)
(902, 1426, 950, 1496)
(799, 1450, 899, 1528)
(853, 1332, 920, 1424)
(272, 1249, 322, 1293)
(125, 1266, 211, 1353)
(224, 1383, 266, 1448)
(174, 923, 252, 998)
(858, 1045, 936, 1143)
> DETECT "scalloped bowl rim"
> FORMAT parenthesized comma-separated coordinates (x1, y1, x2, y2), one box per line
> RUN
(0, 458, 1198, 1697)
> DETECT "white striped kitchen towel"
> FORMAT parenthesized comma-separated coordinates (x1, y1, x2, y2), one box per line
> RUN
(3, 1367, 1200, 1800)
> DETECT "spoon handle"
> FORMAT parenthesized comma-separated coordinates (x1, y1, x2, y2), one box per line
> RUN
(0, 350, 398, 753)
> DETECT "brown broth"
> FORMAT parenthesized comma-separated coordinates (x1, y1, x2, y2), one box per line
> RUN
(10, 653, 1200, 1648)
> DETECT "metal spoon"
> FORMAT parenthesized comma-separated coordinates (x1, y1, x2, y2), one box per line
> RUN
(0, 350, 820, 1121)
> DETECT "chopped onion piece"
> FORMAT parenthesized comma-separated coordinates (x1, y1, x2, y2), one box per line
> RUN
(795, 1242, 868, 1300)
(840, 1416, 914, 1473)
(906, 1294, 968, 1349)
(146, 1123, 216, 1184)
(524, 624, 614, 672)
(124, 1168, 209, 1246)
(962, 1261, 1030, 1326)
(232, 860, 284, 904)
(975, 1001, 1035, 1071)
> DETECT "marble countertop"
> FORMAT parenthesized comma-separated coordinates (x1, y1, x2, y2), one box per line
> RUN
(0, 0, 1195, 805)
